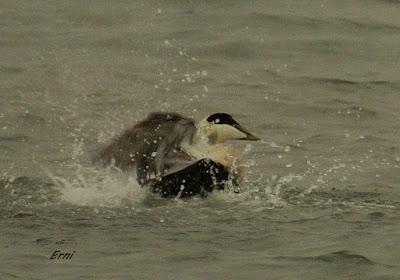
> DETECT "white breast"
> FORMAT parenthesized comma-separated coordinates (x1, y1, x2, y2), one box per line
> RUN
(182, 141, 245, 181)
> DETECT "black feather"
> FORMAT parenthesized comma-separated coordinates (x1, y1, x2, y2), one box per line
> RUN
(206, 113, 238, 126)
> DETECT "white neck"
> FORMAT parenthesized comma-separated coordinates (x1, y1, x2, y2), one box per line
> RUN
(193, 118, 248, 145)
(181, 119, 243, 169)
(192, 119, 214, 145)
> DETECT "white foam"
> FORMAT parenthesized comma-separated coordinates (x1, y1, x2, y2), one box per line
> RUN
(44, 164, 146, 208)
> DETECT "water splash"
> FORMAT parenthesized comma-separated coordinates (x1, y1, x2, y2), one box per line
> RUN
(209, 172, 302, 210)
(44, 164, 147, 209)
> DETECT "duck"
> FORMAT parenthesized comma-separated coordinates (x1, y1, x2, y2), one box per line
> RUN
(97, 112, 260, 198)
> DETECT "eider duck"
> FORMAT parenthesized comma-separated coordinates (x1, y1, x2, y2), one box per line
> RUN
(97, 112, 260, 198)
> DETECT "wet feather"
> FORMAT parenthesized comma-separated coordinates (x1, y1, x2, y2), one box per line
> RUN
(97, 112, 196, 184)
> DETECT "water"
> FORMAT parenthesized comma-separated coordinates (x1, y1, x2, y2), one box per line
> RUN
(1, 0, 400, 279)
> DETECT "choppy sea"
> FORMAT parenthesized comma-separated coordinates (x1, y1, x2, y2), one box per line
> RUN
(1, 0, 400, 279)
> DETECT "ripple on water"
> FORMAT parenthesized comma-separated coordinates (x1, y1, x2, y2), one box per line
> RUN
(235, 12, 328, 31)
(0, 135, 30, 143)
(274, 250, 399, 269)
(336, 18, 400, 33)
(0, 65, 24, 74)
(302, 76, 400, 91)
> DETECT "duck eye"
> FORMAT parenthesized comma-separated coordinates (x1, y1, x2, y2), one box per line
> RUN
(214, 118, 220, 124)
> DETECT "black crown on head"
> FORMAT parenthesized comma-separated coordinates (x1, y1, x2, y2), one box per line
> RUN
(206, 113, 238, 126)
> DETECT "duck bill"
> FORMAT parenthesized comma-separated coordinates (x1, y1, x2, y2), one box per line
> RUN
(235, 124, 261, 141)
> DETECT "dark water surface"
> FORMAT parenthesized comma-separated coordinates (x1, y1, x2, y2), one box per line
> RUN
(1, 0, 400, 279)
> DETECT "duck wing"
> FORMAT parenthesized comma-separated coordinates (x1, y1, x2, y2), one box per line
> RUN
(96, 112, 196, 184)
